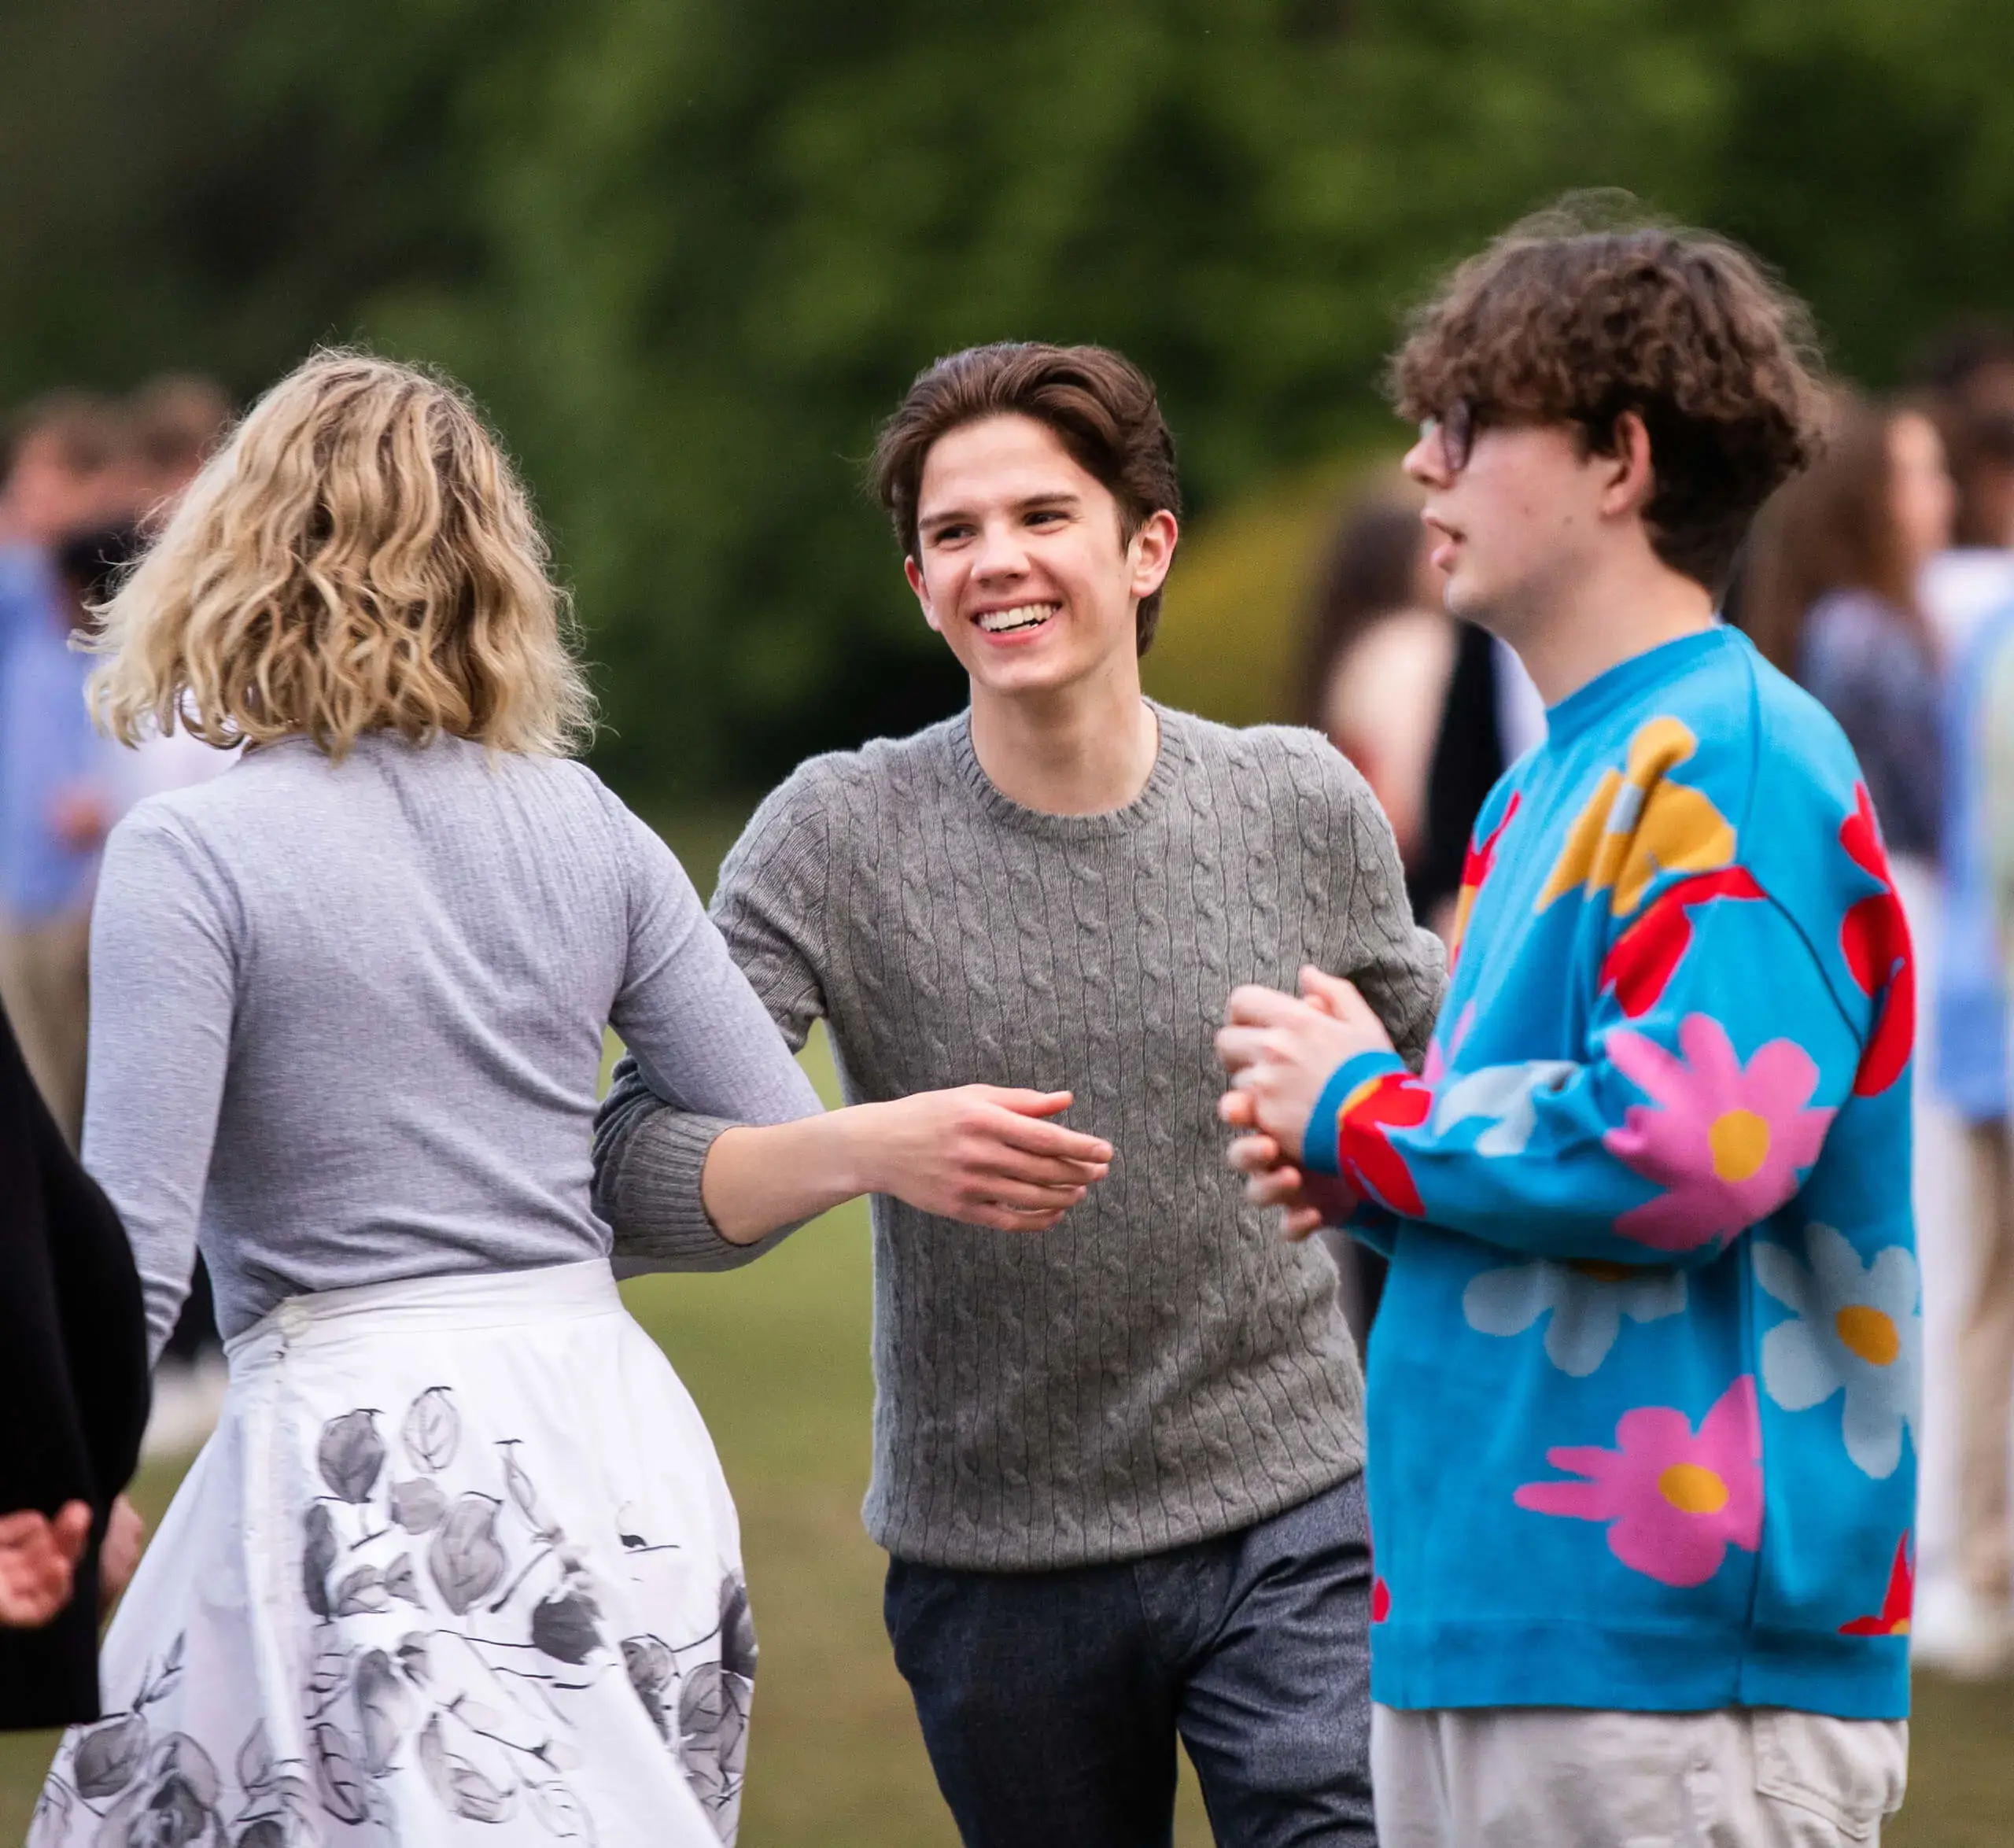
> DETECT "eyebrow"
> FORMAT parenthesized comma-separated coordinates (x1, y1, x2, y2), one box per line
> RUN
(918, 489, 1084, 535)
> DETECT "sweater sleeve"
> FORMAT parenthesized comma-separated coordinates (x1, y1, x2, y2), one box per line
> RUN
(82, 812, 238, 1366)
(594, 769, 836, 1270)
(1331, 762, 1448, 1072)
(1305, 795, 1893, 1268)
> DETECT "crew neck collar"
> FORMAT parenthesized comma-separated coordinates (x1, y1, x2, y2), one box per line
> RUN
(946, 699, 1185, 838)
(1542, 625, 1738, 750)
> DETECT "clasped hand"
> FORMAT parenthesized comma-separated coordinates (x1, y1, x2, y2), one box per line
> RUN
(1214, 966, 1395, 1241)
(0, 1493, 146, 1629)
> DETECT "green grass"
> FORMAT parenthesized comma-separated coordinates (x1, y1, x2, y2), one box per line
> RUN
(5, 808, 2005, 1845)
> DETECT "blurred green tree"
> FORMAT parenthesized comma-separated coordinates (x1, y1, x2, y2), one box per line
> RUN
(4, 0, 2012, 794)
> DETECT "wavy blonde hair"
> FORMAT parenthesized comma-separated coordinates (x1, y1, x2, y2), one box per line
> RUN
(90, 350, 594, 759)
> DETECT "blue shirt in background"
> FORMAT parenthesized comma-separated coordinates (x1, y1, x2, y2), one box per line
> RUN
(1935, 599, 2014, 1123)
(0, 542, 113, 920)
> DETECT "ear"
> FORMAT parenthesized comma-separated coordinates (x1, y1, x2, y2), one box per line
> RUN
(903, 555, 944, 636)
(1598, 411, 1658, 522)
(1127, 508, 1179, 600)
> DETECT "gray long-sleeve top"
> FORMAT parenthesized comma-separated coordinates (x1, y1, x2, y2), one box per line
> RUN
(595, 705, 1446, 1571)
(83, 732, 821, 1365)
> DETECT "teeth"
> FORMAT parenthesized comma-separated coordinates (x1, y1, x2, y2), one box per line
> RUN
(977, 603, 1058, 633)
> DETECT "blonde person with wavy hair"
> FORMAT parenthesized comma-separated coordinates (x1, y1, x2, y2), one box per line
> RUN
(35, 352, 1112, 1848)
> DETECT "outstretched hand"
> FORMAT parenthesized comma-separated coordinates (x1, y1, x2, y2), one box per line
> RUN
(0, 1501, 91, 1629)
(863, 1086, 1113, 1233)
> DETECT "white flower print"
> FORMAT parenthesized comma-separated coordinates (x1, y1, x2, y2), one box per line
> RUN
(1462, 1259, 1686, 1376)
(1432, 1061, 1580, 1157)
(1754, 1222, 1920, 1479)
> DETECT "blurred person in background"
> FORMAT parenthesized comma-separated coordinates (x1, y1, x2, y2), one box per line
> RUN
(1747, 394, 1972, 1673)
(1411, 626, 1547, 941)
(1293, 493, 1453, 1348)
(0, 394, 131, 1145)
(0, 990, 148, 1728)
(1928, 380, 2014, 1678)
(1294, 491, 1455, 896)
(1919, 321, 2014, 651)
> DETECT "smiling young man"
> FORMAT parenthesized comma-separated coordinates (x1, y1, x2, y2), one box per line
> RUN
(595, 342, 1443, 1846)
(1219, 214, 1918, 1845)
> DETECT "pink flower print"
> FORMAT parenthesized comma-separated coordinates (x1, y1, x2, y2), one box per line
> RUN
(1514, 1377, 1763, 1587)
(1422, 1001, 1477, 1089)
(1602, 1014, 1834, 1252)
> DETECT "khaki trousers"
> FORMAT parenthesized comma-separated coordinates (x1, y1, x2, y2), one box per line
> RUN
(0, 907, 91, 1148)
(1960, 1119, 2014, 1607)
(1372, 1705, 1907, 1847)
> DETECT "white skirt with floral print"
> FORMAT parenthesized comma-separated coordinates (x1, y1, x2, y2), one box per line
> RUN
(33, 1260, 753, 1848)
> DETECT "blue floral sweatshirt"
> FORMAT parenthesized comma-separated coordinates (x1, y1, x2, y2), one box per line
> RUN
(1306, 626, 1916, 1720)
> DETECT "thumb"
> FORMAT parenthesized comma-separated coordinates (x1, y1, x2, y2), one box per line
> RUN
(986, 1088, 1075, 1119)
(51, 1503, 91, 1565)
(1300, 966, 1370, 1022)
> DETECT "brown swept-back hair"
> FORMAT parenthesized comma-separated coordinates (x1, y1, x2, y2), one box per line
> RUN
(1743, 393, 1935, 675)
(90, 350, 593, 760)
(871, 341, 1182, 653)
(1389, 197, 1830, 595)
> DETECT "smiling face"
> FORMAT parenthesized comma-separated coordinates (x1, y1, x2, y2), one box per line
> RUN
(904, 414, 1176, 700)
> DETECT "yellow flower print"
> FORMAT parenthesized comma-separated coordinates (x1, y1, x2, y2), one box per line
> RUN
(1538, 717, 1736, 917)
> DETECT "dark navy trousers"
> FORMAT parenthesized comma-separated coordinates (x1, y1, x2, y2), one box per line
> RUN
(884, 1474, 1376, 1848)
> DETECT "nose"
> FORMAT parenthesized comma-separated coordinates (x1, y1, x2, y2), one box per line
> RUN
(1403, 432, 1449, 489)
(972, 515, 1030, 581)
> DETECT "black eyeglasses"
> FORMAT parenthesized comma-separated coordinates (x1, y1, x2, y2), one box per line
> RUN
(1419, 398, 1481, 474)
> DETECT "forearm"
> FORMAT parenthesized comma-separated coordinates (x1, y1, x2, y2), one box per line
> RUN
(699, 1108, 880, 1243)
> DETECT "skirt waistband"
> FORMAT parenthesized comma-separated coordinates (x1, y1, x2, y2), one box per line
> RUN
(223, 1259, 624, 1369)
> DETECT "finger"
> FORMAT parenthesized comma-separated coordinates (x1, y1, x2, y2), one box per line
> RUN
(982, 1110, 1114, 1164)
(968, 1180, 1090, 1214)
(1224, 984, 1313, 1029)
(976, 1155, 1110, 1188)
(1215, 1024, 1277, 1072)
(979, 1088, 1077, 1119)
(0, 1511, 46, 1547)
(1226, 1134, 1284, 1174)
(1280, 1206, 1326, 1240)
(51, 1503, 91, 1566)
(1244, 1168, 1308, 1209)
(1217, 1090, 1258, 1127)
(1299, 967, 1374, 1025)
(970, 1204, 1069, 1233)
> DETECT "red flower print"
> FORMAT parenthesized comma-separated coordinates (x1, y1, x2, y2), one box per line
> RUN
(1336, 1071, 1433, 1217)
(1839, 1533, 1913, 1636)
(1448, 792, 1520, 972)
(1370, 1576, 1392, 1624)
(1599, 868, 1766, 1019)
(1839, 784, 1914, 1097)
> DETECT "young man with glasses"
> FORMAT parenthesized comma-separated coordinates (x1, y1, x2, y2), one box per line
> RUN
(596, 342, 1443, 1846)
(1219, 209, 1917, 1844)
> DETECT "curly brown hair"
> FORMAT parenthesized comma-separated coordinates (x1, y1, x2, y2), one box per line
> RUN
(1389, 197, 1830, 594)
(872, 342, 1181, 654)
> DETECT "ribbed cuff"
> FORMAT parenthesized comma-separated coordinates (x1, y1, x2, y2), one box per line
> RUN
(599, 1108, 800, 1273)
(1302, 1049, 1408, 1176)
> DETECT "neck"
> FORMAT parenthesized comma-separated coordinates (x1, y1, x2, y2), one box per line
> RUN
(967, 656, 1160, 815)
(1495, 546, 1717, 706)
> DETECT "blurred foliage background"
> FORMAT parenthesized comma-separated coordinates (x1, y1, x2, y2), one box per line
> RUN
(8, 0, 2014, 797)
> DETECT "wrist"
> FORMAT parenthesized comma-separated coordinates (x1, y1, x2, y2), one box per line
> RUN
(828, 1101, 886, 1199)
(1303, 1049, 1408, 1176)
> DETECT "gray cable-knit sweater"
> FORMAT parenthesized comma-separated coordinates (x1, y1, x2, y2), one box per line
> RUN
(593, 704, 1445, 1570)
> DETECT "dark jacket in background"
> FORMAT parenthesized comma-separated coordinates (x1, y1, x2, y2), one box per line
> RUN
(0, 1001, 149, 1728)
